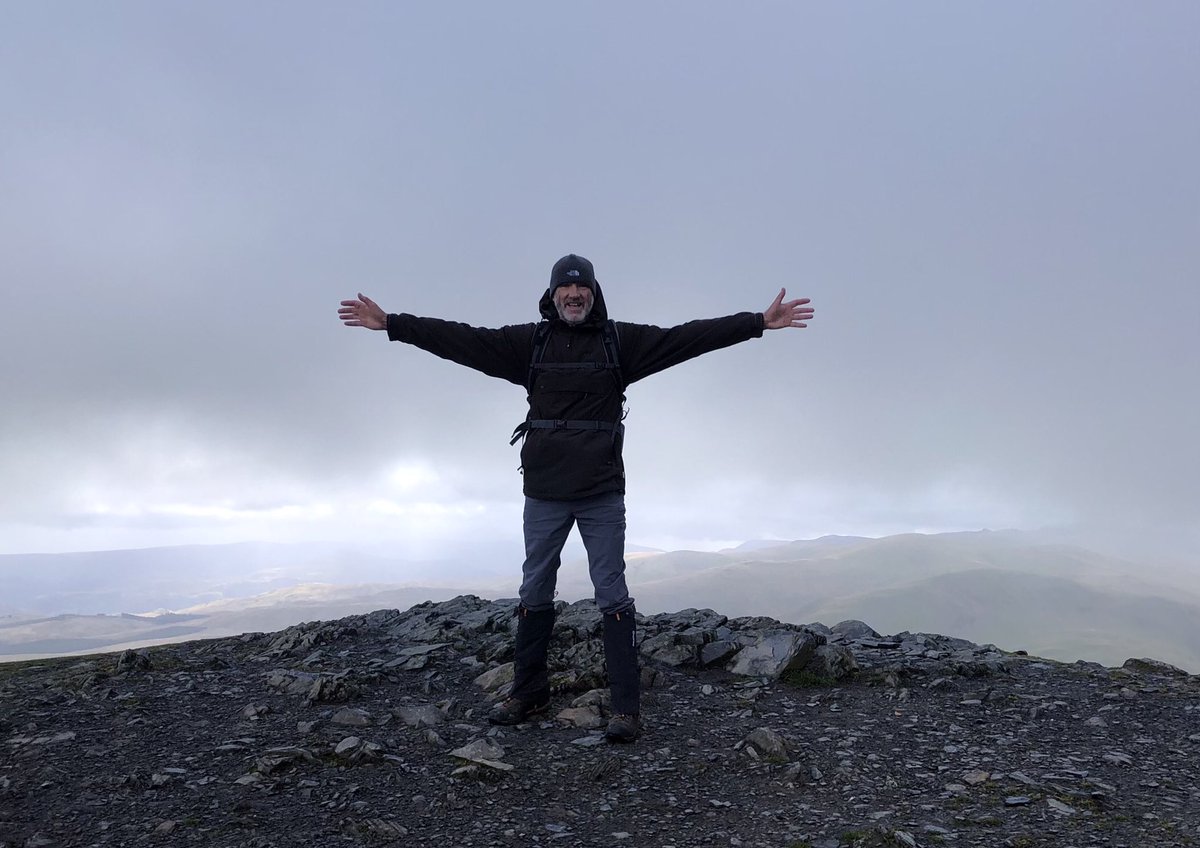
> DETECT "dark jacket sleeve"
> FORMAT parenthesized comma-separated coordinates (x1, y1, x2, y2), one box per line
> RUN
(385, 314, 536, 386)
(616, 312, 765, 385)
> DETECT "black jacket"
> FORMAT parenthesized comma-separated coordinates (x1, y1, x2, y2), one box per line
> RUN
(385, 281, 764, 500)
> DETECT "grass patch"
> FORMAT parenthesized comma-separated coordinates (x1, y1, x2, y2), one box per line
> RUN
(0, 644, 189, 680)
(782, 668, 838, 688)
(0, 656, 60, 681)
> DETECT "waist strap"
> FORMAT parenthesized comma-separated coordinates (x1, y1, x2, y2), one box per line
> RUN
(510, 419, 623, 446)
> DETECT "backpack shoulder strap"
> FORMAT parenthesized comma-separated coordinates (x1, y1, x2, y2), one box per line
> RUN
(602, 319, 623, 387)
(527, 321, 553, 391)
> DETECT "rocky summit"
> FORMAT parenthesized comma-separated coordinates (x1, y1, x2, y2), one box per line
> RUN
(2, 596, 1198, 848)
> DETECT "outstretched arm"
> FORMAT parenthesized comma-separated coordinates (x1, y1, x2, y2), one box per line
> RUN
(338, 293, 388, 330)
(337, 293, 534, 385)
(618, 291, 815, 384)
(762, 288, 814, 329)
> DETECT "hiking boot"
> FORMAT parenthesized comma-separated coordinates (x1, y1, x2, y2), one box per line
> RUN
(605, 713, 641, 743)
(487, 696, 549, 726)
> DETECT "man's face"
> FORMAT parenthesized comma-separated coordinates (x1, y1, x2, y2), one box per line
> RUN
(553, 283, 594, 325)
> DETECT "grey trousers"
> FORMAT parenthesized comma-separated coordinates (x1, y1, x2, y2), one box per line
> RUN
(519, 492, 634, 615)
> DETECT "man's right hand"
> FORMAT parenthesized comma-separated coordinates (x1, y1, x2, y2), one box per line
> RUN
(338, 293, 388, 330)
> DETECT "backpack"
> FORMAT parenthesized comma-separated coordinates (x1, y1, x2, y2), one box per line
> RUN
(509, 320, 625, 445)
(526, 318, 622, 391)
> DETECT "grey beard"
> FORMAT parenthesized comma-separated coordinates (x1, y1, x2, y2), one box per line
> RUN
(556, 303, 592, 324)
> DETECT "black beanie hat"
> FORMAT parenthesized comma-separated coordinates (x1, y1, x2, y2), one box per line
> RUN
(550, 254, 596, 291)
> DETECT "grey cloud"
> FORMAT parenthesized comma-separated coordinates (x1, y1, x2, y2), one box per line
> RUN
(1, 3, 1196, 559)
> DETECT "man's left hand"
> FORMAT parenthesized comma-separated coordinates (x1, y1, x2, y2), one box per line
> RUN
(763, 289, 814, 330)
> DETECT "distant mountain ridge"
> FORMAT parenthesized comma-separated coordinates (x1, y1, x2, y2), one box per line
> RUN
(1, 530, 1196, 671)
(566, 531, 1200, 671)
(0, 540, 517, 617)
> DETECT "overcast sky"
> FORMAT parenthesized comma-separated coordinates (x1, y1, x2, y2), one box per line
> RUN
(1, 2, 1197, 562)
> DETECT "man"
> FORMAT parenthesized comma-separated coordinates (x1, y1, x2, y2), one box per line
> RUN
(339, 254, 813, 742)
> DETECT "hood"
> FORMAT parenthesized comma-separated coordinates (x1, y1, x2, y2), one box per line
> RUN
(538, 279, 610, 327)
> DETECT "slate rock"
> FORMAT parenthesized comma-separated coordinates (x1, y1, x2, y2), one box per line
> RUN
(1122, 657, 1190, 677)
(699, 640, 741, 667)
(725, 629, 821, 679)
(331, 708, 372, 727)
(266, 669, 321, 696)
(395, 705, 445, 728)
(743, 728, 788, 759)
(114, 649, 152, 674)
(807, 643, 859, 679)
(831, 620, 881, 640)
(473, 662, 514, 692)
(255, 747, 317, 774)
(639, 632, 698, 667)
(556, 706, 604, 729)
(334, 736, 362, 756)
(449, 739, 513, 771)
